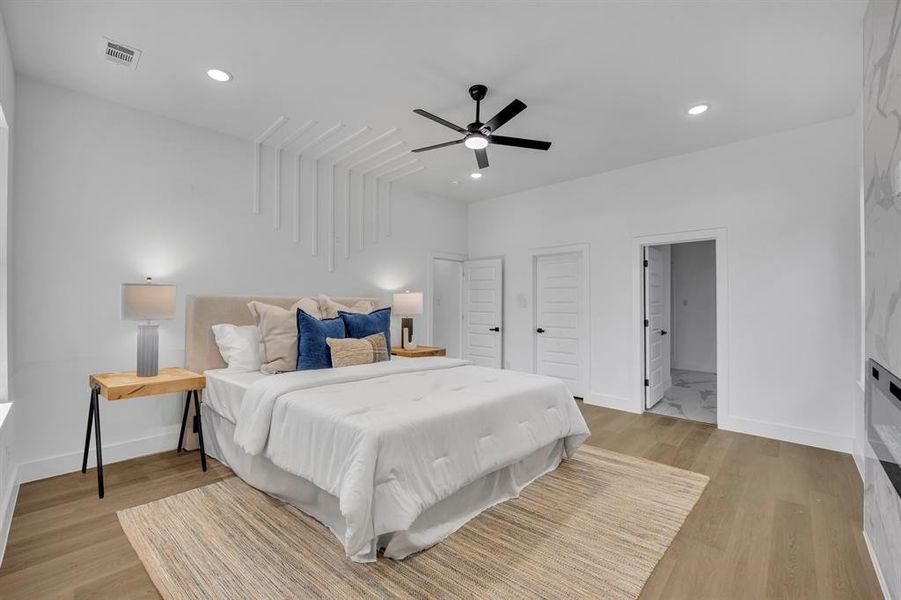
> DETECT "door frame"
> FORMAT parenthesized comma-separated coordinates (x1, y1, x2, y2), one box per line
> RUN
(529, 243, 590, 398)
(426, 251, 466, 348)
(633, 228, 728, 424)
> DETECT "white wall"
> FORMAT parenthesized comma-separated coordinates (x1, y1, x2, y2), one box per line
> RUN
(671, 240, 716, 373)
(469, 116, 860, 452)
(0, 5, 15, 568)
(9, 76, 467, 481)
(431, 258, 462, 358)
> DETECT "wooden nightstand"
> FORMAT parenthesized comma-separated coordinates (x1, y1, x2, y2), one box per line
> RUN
(391, 346, 447, 358)
(82, 367, 207, 499)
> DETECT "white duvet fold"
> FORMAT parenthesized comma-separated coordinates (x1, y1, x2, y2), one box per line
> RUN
(233, 357, 589, 561)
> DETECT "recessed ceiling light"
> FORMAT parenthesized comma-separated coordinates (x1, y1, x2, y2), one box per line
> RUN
(207, 68, 232, 83)
(463, 134, 489, 150)
(470, 172, 482, 179)
(687, 104, 709, 116)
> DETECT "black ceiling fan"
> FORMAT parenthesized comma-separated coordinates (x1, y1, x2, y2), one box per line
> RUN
(411, 84, 551, 170)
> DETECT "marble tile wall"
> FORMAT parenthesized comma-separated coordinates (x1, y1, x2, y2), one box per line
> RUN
(864, 1, 901, 597)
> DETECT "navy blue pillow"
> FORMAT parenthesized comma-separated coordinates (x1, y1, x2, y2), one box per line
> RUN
(339, 307, 392, 358)
(296, 309, 346, 370)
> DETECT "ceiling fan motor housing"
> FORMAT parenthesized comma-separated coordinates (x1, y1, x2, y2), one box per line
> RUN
(469, 84, 488, 102)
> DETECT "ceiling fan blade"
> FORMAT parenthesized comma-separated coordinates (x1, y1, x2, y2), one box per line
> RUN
(475, 148, 489, 169)
(481, 99, 527, 133)
(411, 139, 464, 153)
(413, 109, 466, 133)
(489, 135, 552, 151)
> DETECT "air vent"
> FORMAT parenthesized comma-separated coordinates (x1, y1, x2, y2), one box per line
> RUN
(103, 38, 141, 70)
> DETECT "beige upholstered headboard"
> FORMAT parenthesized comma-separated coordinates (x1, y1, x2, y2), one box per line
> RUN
(185, 295, 384, 374)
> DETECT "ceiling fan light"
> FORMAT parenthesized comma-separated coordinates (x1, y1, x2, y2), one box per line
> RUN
(464, 134, 489, 150)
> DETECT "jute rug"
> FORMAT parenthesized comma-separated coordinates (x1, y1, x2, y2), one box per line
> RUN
(118, 446, 708, 599)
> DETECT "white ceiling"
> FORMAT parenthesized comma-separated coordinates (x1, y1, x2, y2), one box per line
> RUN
(0, 1, 865, 202)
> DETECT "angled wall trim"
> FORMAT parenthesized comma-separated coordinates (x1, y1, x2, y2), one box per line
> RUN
(273, 120, 317, 230)
(293, 123, 346, 256)
(252, 116, 289, 214)
(382, 164, 425, 237)
(364, 156, 417, 242)
(247, 117, 421, 268)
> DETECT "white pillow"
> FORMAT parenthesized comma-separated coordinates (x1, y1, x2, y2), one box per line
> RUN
(211, 324, 262, 372)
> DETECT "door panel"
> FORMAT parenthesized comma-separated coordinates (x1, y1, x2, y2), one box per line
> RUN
(644, 245, 671, 409)
(535, 252, 585, 397)
(463, 258, 503, 368)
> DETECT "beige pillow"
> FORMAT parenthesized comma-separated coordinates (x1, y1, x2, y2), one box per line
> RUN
(327, 333, 389, 368)
(318, 295, 377, 319)
(247, 297, 320, 374)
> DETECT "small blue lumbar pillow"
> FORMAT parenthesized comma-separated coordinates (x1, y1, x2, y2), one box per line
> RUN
(339, 307, 392, 358)
(296, 308, 346, 370)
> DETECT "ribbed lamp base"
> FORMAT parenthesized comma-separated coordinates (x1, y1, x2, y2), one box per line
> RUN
(136, 322, 159, 377)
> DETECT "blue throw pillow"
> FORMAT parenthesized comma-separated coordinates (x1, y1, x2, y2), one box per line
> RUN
(339, 307, 392, 358)
(296, 309, 346, 370)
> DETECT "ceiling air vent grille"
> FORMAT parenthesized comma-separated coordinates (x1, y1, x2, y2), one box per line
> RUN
(103, 38, 141, 70)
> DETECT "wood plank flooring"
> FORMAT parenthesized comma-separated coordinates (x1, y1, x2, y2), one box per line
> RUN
(0, 403, 883, 599)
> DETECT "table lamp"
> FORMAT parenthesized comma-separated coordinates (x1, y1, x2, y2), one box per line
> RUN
(121, 277, 176, 377)
(393, 291, 423, 349)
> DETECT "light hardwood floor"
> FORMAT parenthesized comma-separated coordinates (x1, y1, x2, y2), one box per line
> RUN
(0, 403, 883, 599)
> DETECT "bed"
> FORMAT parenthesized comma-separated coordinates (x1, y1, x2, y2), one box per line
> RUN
(186, 294, 590, 563)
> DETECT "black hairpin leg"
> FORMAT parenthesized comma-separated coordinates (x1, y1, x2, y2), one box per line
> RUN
(81, 389, 95, 474)
(81, 385, 104, 498)
(177, 391, 191, 452)
(193, 390, 207, 472)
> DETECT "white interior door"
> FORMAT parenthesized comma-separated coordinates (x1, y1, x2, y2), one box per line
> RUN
(644, 245, 671, 408)
(431, 258, 463, 358)
(463, 258, 503, 368)
(535, 252, 586, 397)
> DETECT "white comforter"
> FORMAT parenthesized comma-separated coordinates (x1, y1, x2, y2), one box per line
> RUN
(234, 357, 589, 561)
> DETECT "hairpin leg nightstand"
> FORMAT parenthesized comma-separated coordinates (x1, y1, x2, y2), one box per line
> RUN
(82, 367, 207, 499)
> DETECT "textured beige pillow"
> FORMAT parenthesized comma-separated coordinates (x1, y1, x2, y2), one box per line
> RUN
(318, 295, 376, 319)
(247, 297, 321, 374)
(327, 333, 389, 368)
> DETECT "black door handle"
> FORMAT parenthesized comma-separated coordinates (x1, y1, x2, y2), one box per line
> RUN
(661, 330, 668, 336)
(489, 327, 500, 332)
(536, 328, 545, 333)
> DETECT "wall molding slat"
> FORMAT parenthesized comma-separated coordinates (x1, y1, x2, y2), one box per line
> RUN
(344, 170, 352, 259)
(332, 128, 399, 165)
(275, 120, 318, 231)
(294, 155, 303, 243)
(329, 165, 337, 271)
(293, 123, 346, 256)
(252, 116, 289, 214)
(344, 141, 404, 250)
(361, 153, 412, 244)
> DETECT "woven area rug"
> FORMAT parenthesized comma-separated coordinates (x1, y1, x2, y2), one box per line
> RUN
(118, 445, 708, 599)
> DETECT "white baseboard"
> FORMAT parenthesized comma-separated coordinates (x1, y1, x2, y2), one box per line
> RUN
(863, 529, 890, 600)
(585, 392, 641, 414)
(17, 424, 182, 484)
(0, 463, 19, 568)
(719, 415, 853, 454)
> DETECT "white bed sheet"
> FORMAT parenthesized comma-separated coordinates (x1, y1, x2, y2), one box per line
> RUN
(203, 369, 267, 424)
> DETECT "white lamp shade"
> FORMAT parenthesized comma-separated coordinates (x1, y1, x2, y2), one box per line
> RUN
(121, 282, 176, 320)
(393, 291, 423, 315)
